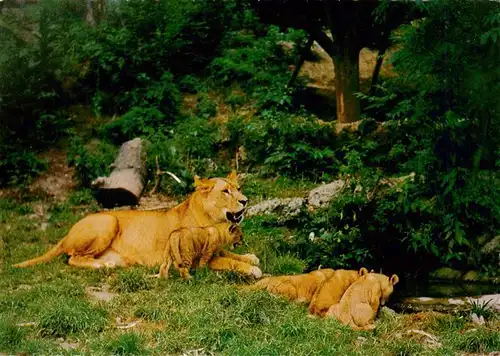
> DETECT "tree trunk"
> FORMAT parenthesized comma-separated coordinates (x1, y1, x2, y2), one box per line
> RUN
(91, 138, 149, 208)
(85, 0, 96, 26)
(369, 48, 386, 96)
(333, 42, 361, 124)
(287, 34, 314, 88)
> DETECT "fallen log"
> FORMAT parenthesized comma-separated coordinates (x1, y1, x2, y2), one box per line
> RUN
(91, 138, 149, 208)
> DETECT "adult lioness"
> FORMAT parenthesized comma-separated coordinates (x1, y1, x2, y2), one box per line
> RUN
(14, 171, 261, 276)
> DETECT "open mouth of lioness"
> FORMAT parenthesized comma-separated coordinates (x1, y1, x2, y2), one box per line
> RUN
(226, 209, 245, 224)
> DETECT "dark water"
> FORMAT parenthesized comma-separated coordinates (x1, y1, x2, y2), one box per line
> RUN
(390, 278, 500, 302)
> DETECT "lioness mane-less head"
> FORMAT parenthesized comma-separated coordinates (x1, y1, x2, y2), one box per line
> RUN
(194, 170, 248, 224)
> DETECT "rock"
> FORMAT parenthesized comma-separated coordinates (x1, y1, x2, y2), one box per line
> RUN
(379, 306, 397, 321)
(392, 294, 500, 314)
(430, 267, 464, 281)
(246, 197, 305, 221)
(471, 313, 485, 325)
(481, 235, 500, 256)
(307, 180, 345, 209)
(86, 284, 116, 302)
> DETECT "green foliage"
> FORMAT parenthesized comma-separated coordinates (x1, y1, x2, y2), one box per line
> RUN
(105, 333, 144, 355)
(38, 298, 107, 337)
(102, 107, 168, 144)
(469, 299, 497, 321)
(67, 136, 117, 187)
(77, 0, 239, 115)
(211, 24, 307, 108)
(111, 268, 152, 293)
(227, 110, 338, 178)
(0, 149, 48, 187)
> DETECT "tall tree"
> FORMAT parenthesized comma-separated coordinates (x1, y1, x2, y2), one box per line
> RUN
(252, 0, 420, 123)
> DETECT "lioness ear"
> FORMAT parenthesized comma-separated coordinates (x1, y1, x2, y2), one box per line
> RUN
(359, 267, 369, 276)
(390, 274, 399, 286)
(227, 170, 238, 184)
(194, 175, 213, 191)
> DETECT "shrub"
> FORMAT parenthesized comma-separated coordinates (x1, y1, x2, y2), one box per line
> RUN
(102, 107, 168, 144)
(67, 136, 118, 187)
(0, 148, 48, 187)
(227, 110, 338, 178)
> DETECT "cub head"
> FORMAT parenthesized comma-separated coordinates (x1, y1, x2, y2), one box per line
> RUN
(369, 273, 399, 305)
(228, 224, 243, 249)
(194, 170, 248, 224)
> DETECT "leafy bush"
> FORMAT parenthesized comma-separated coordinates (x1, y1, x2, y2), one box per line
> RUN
(0, 148, 48, 187)
(211, 25, 307, 108)
(76, 0, 240, 115)
(227, 109, 338, 178)
(102, 107, 168, 144)
(67, 136, 117, 187)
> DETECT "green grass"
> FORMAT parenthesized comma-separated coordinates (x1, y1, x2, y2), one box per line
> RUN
(1, 190, 499, 355)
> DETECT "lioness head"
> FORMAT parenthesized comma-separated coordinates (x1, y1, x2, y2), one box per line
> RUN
(194, 170, 248, 224)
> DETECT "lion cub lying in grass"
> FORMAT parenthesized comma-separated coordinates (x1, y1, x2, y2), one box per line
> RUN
(248, 268, 337, 304)
(158, 223, 247, 279)
(308, 268, 369, 317)
(326, 272, 399, 330)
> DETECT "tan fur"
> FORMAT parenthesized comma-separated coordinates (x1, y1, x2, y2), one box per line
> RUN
(159, 223, 243, 279)
(249, 269, 336, 304)
(14, 172, 260, 276)
(308, 267, 369, 317)
(326, 272, 399, 331)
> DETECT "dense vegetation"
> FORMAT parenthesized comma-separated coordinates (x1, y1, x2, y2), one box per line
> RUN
(1, 0, 499, 353)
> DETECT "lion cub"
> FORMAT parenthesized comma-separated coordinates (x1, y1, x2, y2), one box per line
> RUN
(249, 268, 336, 304)
(308, 268, 369, 317)
(326, 272, 399, 330)
(159, 223, 242, 279)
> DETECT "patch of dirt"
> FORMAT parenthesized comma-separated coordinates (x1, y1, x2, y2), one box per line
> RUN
(28, 149, 76, 200)
(86, 283, 117, 302)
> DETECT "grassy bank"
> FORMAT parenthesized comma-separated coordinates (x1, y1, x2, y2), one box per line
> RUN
(0, 192, 499, 355)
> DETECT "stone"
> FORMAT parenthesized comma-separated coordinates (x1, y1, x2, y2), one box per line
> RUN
(307, 180, 345, 209)
(481, 235, 500, 256)
(246, 197, 305, 221)
(462, 270, 481, 282)
(430, 267, 464, 281)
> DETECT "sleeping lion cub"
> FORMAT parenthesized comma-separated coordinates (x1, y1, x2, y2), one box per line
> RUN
(249, 268, 336, 304)
(326, 272, 399, 330)
(308, 267, 369, 317)
(158, 223, 248, 279)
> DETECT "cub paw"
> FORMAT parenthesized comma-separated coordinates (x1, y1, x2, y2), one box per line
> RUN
(249, 266, 263, 279)
(243, 254, 260, 266)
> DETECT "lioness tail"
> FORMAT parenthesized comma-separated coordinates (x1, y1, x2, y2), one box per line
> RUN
(13, 240, 65, 268)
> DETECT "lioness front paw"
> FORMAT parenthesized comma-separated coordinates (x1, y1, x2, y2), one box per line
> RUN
(243, 254, 260, 266)
(104, 261, 116, 268)
(249, 266, 263, 279)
